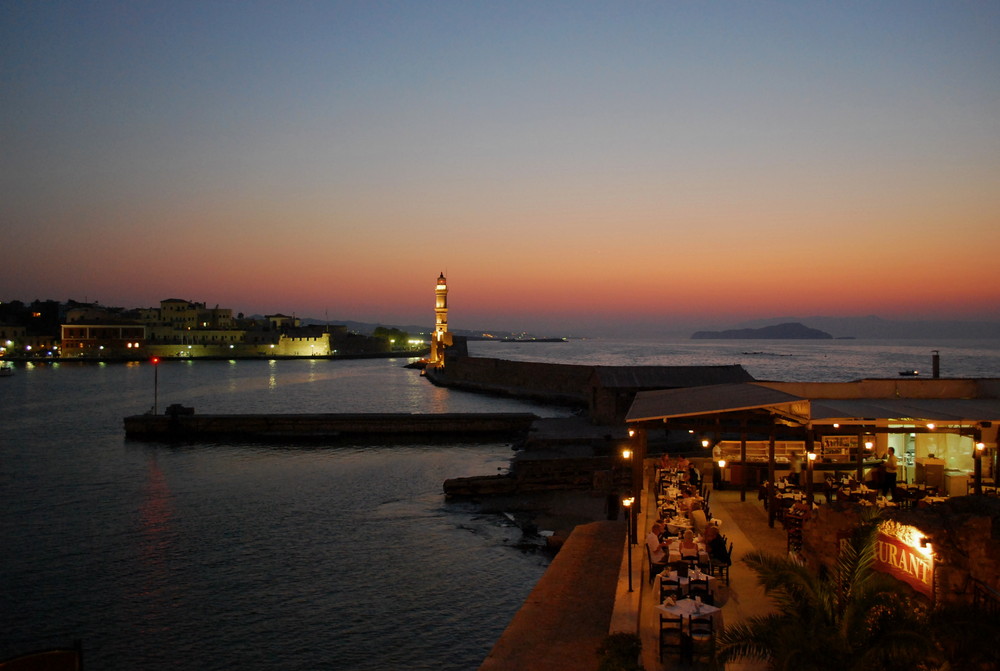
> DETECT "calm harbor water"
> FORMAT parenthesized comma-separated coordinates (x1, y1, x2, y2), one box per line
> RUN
(2, 338, 998, 669)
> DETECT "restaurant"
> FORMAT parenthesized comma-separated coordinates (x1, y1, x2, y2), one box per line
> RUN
(625, 379, 998, 516)
(621, 378, 1000, 666)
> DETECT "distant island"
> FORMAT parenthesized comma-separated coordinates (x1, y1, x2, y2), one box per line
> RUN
(691, 322, 834, 340)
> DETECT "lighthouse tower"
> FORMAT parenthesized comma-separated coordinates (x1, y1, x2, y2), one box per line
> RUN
(428, 272, 452, 367)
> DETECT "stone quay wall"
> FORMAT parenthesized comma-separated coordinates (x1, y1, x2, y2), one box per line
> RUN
(427, 356, 591, 406)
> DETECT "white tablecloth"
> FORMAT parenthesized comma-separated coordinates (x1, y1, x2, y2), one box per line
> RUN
(665, 518, 692, 535)
(667, 540, 708, 565)
(656, 598, 723, 633)
(654, 570, 717, 597)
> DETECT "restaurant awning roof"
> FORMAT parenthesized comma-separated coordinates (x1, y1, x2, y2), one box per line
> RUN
(626, 382, 1000, 425)
(625, 383, 807, 422)
(809, 398, 1000, 423)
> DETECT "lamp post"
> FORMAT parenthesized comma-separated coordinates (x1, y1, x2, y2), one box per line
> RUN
(975, 441, 984, 495)
(151, 356, 160, 414)
(716, 459, 726, 490)
(622, 496, 634, 592)
(806, 452, 816, 504)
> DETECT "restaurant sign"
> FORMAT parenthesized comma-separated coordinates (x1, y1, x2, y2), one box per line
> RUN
(874, 525, 934, 598)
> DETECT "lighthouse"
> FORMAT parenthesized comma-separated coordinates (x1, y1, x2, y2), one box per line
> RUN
(427, 272, 452, 367)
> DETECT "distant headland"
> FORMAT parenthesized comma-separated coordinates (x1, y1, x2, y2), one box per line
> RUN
(691, 322, 834, 340)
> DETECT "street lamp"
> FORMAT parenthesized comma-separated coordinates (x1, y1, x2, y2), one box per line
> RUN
(975, 442, 985, 495)
(151, 357, 160, 414)
(806, 452, 817, 504)
(622, 496, 635, 592)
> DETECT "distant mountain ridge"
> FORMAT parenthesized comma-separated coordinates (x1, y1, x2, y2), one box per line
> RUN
(729, 315, 1000, 339)
(692, 322, 833, 340)
(296, 314, 1000, 340)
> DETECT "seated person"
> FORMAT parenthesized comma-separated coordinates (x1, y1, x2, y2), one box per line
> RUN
(703, 525, 728, 563)
(688, 504, 709, 535)
(646, 522, 672, 564)
(678, 529, 700, 559)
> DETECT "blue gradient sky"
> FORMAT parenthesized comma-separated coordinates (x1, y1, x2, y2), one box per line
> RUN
(3, 2, 999, 336)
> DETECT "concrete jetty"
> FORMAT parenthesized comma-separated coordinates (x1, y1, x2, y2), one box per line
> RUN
(123, 411, 537, 442)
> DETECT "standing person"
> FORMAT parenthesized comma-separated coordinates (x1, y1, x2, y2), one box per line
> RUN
(789, 451, 802, 486)
(883, 447, 898, 498)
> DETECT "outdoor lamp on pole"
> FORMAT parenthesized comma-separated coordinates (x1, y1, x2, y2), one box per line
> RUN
(622, 496, 634, 593)
(806, 452, 817, 503)
(151, 356, 160, 414)
(975, 442, 985, 495)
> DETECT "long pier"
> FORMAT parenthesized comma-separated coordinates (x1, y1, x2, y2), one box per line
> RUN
(123, 411, 538, 442)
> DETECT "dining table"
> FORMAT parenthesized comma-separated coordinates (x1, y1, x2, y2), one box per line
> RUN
(656, 598, 723, 633)
(654, 569, 718, 597)
(665, 516, 693, 536)
(667, 539, 708, 565)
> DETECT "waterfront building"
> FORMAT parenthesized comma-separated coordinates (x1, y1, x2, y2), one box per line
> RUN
(627, 380, 998, 502)
(60, 322, 146, 357)
(427, 272, 453, 367)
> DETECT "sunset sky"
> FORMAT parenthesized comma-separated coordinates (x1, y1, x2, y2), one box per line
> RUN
(3, 2, 999, 336)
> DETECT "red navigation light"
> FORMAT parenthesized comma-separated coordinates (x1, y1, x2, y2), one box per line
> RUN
(151, 357, 160, 364)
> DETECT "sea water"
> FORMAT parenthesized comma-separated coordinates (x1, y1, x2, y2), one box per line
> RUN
(1, 338, 998, 669)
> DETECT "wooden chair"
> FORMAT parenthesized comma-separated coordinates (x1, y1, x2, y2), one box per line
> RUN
(689, 613, 715, 664)
(688, 577, 714, 605)
(659, 576, 681, 602)
(711, 542, 733, 585)
(658, 613, 685, 662)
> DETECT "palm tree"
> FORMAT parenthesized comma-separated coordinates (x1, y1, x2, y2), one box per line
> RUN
(716, 508, 940, 671)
